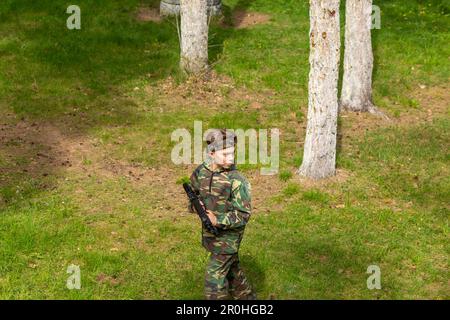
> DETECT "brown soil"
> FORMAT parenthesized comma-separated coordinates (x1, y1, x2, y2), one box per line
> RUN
(1, 84, 447, 215)
(135, 7, 161, 23)
(220, 10, 271, 29)
(292, 168, 352, 190)
(399, 84, 449, 124)
(247, 171, 287, 213)
(338, 84, 449, 138)
(146, 71, 275, 113)
(0, 116, 93, 179)
(233, 10, 271, 29)
(0, 111, 286, 217)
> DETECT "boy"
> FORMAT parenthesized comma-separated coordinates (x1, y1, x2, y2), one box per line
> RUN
(188, 129, 256, 300)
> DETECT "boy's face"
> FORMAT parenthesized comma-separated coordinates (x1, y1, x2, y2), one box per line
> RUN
(210, 147, 235, 168)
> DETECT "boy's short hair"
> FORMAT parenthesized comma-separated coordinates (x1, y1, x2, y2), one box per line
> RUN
(206, 129, 237, 153)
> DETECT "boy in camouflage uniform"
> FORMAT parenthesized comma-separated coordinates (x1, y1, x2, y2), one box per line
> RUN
(188, 129, 256, 300)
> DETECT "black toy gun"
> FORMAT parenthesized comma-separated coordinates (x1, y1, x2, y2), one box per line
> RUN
(183, 183, 219, 236)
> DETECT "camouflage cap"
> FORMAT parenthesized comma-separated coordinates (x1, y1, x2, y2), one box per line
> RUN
(206, 129, 237, 153)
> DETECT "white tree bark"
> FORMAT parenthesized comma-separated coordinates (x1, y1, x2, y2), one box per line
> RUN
(299, 0, 341, 180)
(340, 0, 375, 112)
(180, 0, 209, 74)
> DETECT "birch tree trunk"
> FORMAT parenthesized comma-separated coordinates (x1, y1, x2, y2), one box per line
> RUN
(299, 0, 341, 180)
(340, 0, 375, 112)
(180, 0, 209, 74)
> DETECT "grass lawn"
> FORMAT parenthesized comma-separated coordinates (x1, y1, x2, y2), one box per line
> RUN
(0, 0, 448, 299)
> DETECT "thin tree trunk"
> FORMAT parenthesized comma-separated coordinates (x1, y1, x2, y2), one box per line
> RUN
(299, 0, 341, 180)
(340, 0, 375, 112)
(180, 0, 209, 74)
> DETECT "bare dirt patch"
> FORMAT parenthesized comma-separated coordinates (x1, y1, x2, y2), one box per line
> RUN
(247, 171, 287, 213)
(292, 168, 352, 190)
(0, 119, 188, 217)
(135, 6, 161, 23)
(400, 84, 449, 124)
(1, 82, 447, 215)
(233, 10, 271, 29)
(0, 114, 174, 191)
(220, 10, 271, 29)
(146, 71, 275, 113)
(0, 116, 93, 180)
(338, 84, 450, 138)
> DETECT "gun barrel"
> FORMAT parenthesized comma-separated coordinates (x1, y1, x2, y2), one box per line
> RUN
(183, 183, 219, 236)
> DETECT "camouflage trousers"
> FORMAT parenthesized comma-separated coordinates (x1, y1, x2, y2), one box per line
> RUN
(205, 253, 256, 300)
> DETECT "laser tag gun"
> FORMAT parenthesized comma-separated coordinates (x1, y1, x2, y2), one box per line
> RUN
(183, 183, 219, 236)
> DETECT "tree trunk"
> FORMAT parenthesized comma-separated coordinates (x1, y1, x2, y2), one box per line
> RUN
(340, 0, 375, 112)
(160, 0, 222, 17)
(180, 0, 209, 74)
(299, 0, 341, 180)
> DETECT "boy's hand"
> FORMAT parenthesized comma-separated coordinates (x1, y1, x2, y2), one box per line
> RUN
(206, 210, 218, 226)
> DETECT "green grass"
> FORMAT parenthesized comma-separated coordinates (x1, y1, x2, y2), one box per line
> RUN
(0, 0, 449, 299)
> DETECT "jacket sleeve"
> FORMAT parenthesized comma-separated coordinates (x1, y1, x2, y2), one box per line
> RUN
(215, 178, 251, 230)
(187, 168, 201, 213)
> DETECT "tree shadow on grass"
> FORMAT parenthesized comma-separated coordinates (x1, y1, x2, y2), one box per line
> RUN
(177, 252, 265, 300)
(176, 234, 402, 299)
(208, 0, 258, 66)
(260, 237, 399, 299)
(240, 253, 265, 298)
(4, 0, 178, 123)
(0, 0, 181, 209)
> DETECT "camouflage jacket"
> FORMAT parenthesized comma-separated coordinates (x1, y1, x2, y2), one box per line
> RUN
(189, 157, 252, 254)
